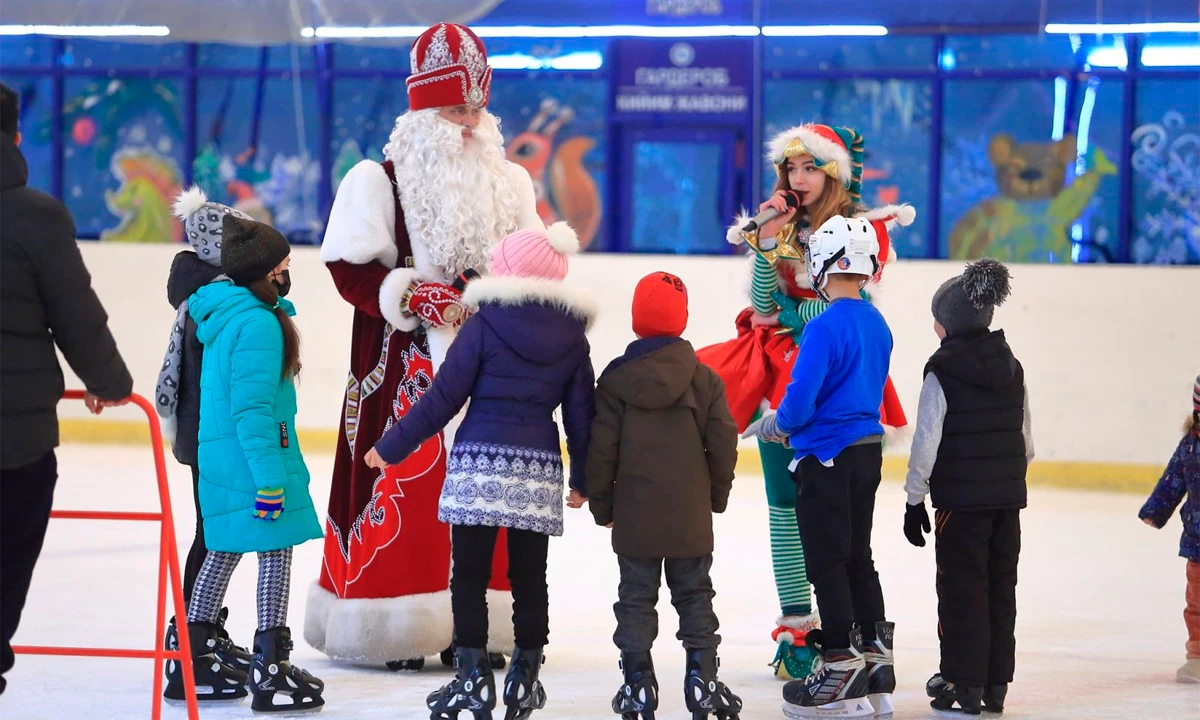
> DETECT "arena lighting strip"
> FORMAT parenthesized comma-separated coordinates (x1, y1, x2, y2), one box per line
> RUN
(1045, 22, 1200, 34)
(301, 25, 890, 39)
(0, 24, 170, 37)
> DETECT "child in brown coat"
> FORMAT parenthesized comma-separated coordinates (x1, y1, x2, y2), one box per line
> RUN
(586, 271, 742, 720)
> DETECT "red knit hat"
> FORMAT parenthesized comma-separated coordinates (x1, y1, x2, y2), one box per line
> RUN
(632, 272, 689, 338)
(406, 23, 492, 111)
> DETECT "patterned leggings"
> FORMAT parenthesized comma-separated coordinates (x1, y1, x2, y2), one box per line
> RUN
(187, 548, 293, 632)
(761, 439, 812, 617)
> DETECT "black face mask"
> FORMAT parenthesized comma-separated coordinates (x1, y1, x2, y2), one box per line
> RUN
(272, 269, 292, 297)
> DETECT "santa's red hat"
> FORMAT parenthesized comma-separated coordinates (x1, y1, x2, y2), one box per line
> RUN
(406, 23, 492, 111)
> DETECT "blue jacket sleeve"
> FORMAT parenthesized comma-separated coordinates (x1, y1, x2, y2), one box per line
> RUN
(1139, 434, 1191, 527)
(776, 322, 833, 434)
(561, 347, 597, 494)
(374, 316, 483, 464)
(229, 313, 289, 491)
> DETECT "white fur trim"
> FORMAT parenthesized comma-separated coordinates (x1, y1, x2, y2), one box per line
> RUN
(321, 160, 400, 268)
(545, 221, 579, 255)
(159, 412, 177, 446)
(378, 267, 422, 332)
(857, 204, 916, 230)
(884, 423, 912, 447)
(463, 276, 598, 331)
(486, 589, 516, 652)
(727, 211, 752, 245)
(172, 186, 208, 220)
(507, 162, 545, 232)
(303, 581, 454, 662)
(768, 124, 852, 188)
(777, 613, 820, 631)
(776, 631, 797, 645)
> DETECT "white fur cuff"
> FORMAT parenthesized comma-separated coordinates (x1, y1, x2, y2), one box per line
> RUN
(379, 268, 422, 332)
(727, 212, 752, 245)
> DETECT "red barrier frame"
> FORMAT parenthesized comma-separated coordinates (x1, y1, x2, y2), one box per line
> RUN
(12, 390, 199, 720)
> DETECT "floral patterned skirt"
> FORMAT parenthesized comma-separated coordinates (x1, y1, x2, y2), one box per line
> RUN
(438, 441, 566, 536)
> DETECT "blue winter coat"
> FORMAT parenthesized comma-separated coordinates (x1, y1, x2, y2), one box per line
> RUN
(374, 276, 597, 536)
(1140, 430, 1200, 563)
(189, 281, 323, 553)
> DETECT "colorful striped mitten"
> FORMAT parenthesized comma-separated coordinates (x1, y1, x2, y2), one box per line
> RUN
(253, 488, 284, 521)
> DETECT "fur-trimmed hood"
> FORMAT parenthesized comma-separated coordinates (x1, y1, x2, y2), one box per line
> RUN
(464, 276, 597, 365)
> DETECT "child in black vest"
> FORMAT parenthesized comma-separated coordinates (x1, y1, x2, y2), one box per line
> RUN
(903, 258, 1033, 716)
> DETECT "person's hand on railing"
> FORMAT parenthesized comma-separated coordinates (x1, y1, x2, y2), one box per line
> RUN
(84, 393, 131, 415)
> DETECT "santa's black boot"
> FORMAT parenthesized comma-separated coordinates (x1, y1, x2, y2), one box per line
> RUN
(612, 651, 658, 720)
(427, 646, 496, 720)
(502, 647, 547, 720)
(164, 621, 249, 703)
(249, 626, 325, 714)
(684, 648, 742, 720)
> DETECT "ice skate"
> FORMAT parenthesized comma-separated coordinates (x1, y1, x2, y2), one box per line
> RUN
(215, 606, 254, 674)
(982, 683, 1007, 713)
(863, 622, 895, 720)
(684, 648, 742, 720)
(771, 615, 821, 680)
(781, 628, 873, 719)
(611, 651, 657, 720)
(926, 674, 982, 716)
(164, 621, 249, 703)
(502, 647, 546, 720)
(1177, 659, 1200, 684)
(427, 646, 496, 720)
(249, 626, 325, 714)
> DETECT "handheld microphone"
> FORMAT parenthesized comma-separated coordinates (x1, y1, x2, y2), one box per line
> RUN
(451, 269, 480, 292)
(742, 190, 801, 234)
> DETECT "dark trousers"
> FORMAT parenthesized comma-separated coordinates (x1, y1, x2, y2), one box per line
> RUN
(935, 508, 1021, 687)
(793, 442, 885, 650)
(0, 451, 58, 691)
(613, 555, 721, 653)
(183, 464, 206, 603)
(451, 524, 549, 650)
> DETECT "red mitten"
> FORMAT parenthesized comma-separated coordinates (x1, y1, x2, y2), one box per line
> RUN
(405, 282, 469, 328)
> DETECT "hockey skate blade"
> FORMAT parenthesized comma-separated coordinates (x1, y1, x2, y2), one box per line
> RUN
(165, 688, 247, 704)
(868, 693, 893, 720)
(782, 696, 875, 719)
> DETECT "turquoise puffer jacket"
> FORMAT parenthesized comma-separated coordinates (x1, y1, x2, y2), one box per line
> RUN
(189, 281, 322, 553)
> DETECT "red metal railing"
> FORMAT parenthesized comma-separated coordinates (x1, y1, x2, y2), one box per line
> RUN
(12, 390, 199, 720)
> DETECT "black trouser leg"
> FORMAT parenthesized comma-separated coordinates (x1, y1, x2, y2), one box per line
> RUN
(507, 528, 550, 649)
(451, 524, 500, 649)
(183, 464, 206, 603)
(987, 510, 1021, 685)
(936, 509, 992, 687)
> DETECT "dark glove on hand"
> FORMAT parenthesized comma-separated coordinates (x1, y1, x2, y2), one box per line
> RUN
(904, 501, 931, 547)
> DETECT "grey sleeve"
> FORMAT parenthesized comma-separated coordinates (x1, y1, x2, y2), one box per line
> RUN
(1022, 384, 1034, 464)
(905, 373, 947, 505)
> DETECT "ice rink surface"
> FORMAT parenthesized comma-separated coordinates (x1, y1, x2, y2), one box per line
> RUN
(2, 445, 1196, 719)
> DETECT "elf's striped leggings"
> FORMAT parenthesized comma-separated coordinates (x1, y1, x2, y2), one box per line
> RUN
(761, 439, 812, 617)
(187, 548, 293, 632)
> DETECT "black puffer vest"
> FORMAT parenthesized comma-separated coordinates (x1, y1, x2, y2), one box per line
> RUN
(925, 329, 1028, 510)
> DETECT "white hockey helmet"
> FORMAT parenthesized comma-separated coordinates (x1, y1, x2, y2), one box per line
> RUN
(807, 215, 880, 301)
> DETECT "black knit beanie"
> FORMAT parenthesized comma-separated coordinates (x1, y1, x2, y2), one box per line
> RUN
(220, 214, 290, 286)
(931, 258, 1012, 336)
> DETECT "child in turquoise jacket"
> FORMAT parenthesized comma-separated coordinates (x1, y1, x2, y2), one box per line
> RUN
(166, 214, 324, 714)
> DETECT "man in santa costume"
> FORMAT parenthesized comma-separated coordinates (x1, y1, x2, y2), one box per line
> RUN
(304, 22, 543, 670)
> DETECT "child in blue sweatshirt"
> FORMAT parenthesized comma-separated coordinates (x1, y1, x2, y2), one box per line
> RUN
(746, 215, 895, 719)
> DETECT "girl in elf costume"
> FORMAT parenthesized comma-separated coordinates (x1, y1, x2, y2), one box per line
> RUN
(696, 123, 912, 680)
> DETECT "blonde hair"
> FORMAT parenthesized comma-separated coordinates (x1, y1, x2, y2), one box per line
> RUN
(774, 171, 856, 230)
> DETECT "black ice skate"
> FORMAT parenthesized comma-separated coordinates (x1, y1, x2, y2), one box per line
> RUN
(502, 647, 546, 720)
(436, 644, 506, 671)
(683, 648, 742, 720)
(164, 621, 249, 703)
(982, 683, 1007, 714)
(781, 628, 873, 719)
(612, 651, 658, 720)
(249, 626, 325, 714)
(863, 622, 895, 720)
(215, 607, 254, 674)
(427, 646, 496, 720)
(926, 674, 983, 716)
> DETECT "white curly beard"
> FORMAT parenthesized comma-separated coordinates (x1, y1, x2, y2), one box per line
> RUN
(385, 109, 520, 279)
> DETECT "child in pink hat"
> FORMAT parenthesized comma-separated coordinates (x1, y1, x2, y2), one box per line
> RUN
(365, 221, 596, 718)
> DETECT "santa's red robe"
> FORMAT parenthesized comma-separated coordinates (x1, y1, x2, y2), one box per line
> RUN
(304, 158, 539, 662)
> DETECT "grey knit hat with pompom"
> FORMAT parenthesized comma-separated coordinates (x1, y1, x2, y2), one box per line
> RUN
(931, 258, 1012, 336)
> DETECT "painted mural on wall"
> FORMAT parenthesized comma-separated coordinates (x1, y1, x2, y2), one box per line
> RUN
(101, 149, 183, 243)
(948, 134, 1116, 262)
(1131, 110, 1200, 264)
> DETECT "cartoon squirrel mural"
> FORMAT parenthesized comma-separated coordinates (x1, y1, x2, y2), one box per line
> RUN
(949, 133, 1116, 262)
(506, 98, 601, 249)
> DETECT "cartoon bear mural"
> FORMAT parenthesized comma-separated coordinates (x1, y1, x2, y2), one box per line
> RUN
(949, 133, 1116, 262)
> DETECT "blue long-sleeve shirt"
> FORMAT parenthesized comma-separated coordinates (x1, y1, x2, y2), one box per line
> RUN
(776, 298, 893, 464)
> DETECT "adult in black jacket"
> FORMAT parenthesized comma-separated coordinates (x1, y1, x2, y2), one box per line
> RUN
(0, 83, 133, 693)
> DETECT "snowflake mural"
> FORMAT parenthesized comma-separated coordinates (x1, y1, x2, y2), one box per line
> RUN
(1132, 110, 1200, 265)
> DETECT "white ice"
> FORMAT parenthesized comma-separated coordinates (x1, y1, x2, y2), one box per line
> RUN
(2, 445, 1197, 719)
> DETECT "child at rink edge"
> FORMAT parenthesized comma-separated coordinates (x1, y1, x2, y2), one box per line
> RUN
(745, 214, 896, 720)
(586, 271, 743, 720)
(902, 258, 1032, 715)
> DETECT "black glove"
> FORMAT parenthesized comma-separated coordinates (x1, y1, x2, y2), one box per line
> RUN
(904, 502, 931, 547)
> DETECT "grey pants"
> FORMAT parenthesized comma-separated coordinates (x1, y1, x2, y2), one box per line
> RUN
(613, 555, 720, 653)
(187, 548, 293, 632)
